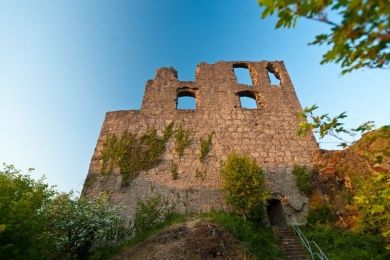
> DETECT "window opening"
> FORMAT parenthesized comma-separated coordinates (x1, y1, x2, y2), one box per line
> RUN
(233, 64, 253, 85)
(240, 97, 257, 109)
(177, 91, 196, 110)
(237, 91, 258, 109)
(267, 64, 281, 86)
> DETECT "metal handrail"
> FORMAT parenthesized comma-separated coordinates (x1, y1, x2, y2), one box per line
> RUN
(291, 224, 328, 260)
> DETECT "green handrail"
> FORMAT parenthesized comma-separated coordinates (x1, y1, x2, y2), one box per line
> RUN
(291, 224, 328, 260)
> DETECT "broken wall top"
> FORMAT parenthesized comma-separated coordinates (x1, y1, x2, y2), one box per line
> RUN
(139, 61, 301, 115)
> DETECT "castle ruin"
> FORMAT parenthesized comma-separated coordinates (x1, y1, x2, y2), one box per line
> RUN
(82, 61, 319, 224)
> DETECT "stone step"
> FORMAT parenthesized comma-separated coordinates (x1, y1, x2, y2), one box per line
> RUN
(281, 248, 307, 253)
(280, 243, 303, 246)
(278, 238, 302, 241)
(273, 226, 309, 260)
(279, 241, 302, 245)
(279, 244, 307, 250)
(286, 256, 308, 260)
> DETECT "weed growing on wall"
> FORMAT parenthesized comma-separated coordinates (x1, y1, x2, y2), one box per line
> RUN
(174, 124, 191, 158)
(84, 175, 96, 189)
(100, 133, 132, 175)
(170, 163, 178, 180)
(100, 123, 174, 185)
(199, 133, 213, 162)
(162, 122, 175, 142)
(292, 165, 313, 195)
(195, 168, 207, 180)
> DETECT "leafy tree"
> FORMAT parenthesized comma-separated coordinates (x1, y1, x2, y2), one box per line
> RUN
(0, 164, 55, 259)
(297, 104, 374, 147)
(220, 154, 269, 218)
(354, 172, 390, 249)
(42, 193, 128, 259)
(258, 0, 390, 74)
(0, 164, 129, 259)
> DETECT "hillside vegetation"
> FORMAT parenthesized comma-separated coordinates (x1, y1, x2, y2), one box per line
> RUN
(1, 127, 388, 259)
(107, 212, 282, 260)
(298, 126, 389, 258)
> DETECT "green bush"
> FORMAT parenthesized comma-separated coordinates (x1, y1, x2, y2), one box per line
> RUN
(220, 154, 268, 218)
(0, 164, 55, 259)
(43, 193, 128, 259)
(132, 195, 175, 234)
(292, 165, 313, 195)
(354, 172, 389, 248)
(307, 207, 334, 225)
(246, 204, 267, 226)
(302, 225, 388, 260)
(0, 164, 129, 259)
(205, 211, 283, 259)
(88, 213, 186, 260)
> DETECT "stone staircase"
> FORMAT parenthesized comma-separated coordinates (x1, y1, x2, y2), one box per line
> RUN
(274, 226, 308, 260)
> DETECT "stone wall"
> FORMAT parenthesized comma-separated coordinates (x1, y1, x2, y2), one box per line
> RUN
(82, 61, 319, 224)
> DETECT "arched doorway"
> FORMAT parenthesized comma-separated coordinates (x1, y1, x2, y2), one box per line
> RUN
(266, 199, 286, 226)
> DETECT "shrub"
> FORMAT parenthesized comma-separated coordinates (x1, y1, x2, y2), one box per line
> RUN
(205, 211, 283, 259)
(42, 193, 128, 259)
(88, 209, 185, 260)
(292, 164, 313, 195)
(246, 204, 267, 226)
(354, 172, 389, 248)
(220, 154, 268, 218)
(307, 207, 334, 225)
(132, 196, 174, 234)
(0, 164, 129, 259)
(302, 225, 387, 259)
(0, 164, 55, 259)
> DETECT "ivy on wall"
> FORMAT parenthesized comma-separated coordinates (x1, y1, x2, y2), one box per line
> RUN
(174, 124, 191, 158)
(199, 133, 213, 162)
(99, 123, 174, 185)
(99, 122, 217, 185)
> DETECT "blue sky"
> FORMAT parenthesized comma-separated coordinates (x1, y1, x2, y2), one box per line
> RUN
(0, 1, 389, 193)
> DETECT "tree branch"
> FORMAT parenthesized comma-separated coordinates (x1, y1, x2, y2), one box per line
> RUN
(304, 14, 339, 27)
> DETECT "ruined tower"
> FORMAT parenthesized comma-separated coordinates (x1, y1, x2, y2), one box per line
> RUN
(82, 61, 318, 224)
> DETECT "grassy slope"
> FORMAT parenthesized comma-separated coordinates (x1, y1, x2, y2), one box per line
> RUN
(202, 211, 283, 259)
(89, 212, 283, 260)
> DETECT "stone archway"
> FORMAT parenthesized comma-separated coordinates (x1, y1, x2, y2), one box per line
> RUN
(266, 199, 286, 226)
